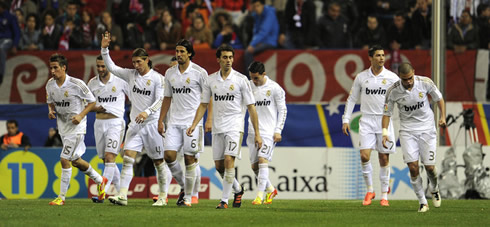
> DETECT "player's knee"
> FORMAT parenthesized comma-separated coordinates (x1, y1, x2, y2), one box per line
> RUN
(425, 165, 435, 173)
(360, 154, 370, 162)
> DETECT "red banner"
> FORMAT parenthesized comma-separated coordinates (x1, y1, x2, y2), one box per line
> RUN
(1, 49, 476, 104)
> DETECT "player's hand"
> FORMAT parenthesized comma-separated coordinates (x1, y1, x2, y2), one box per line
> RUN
(71, 115, 83, 124)
(135, 112, 148, 124)
(101, 31, 111, 48)
(186, 125, 196, 137)
(382, 135, 391, 149)
(342, 123, 350, 136)
(205, 119, 212, 132)
(439, 117, 447, 129)
(158, 121, 165, 136)
(48, 110, 57, 119)
(255, 134, 263, 150)
(94, 105, 106, 113)
(273, 133, 282, 143)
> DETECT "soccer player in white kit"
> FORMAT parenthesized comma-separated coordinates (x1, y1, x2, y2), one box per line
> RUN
(88, 55, 129, 202)
(46, 53, 108, 205)
(158, 39, 208, 206)
(247, 61, 287, 205)
(382, 62, 445, 212)
(100, 32, 169, 206)
(187, 44, 263, 209)
(342, 45, 399, 206)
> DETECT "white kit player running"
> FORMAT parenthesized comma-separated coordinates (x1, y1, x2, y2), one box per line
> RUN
(46, 53, 108, 206)
(247, 61, 287, 205)
(88, 55, 129, 202)
(382, 63, 445, 212)
(158, 39, 208, 207)
(342, 45, 399, 206)
(100, 32, 170, 206)
(187, 44, 263, 209)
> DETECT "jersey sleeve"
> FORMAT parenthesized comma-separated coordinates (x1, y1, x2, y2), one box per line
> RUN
(274, 84, 287, 134)
(101, 47, 132, 82)
(241, 77, 255, 106)
(425, 77, 443, 102)
(201, 76, 211, 103)
(383, 85, 395, 117)
(78, 81, 96, 103)
(163, 72, 172, 98)
(342, 74, 362, 123)
(45, 82, 53, 104)
(144, 74, 164, 116)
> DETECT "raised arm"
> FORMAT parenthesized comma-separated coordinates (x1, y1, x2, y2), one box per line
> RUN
(100, 32, 131, 82)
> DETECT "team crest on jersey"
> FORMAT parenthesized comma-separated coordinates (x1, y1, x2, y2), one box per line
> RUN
(382, 79, 387, 85)
(112, 86, 116, 92)
(186, 78, 191, 84)
(146, 80, 151, 86)
(229, 84, 234, 91)
(419, 92, 423, 98)
(64, 91, 68, 97)
(266, 90, 271, 97)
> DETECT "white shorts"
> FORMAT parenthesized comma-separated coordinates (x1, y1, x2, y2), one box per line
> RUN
(94, 118, 125, 159)
(124, 122, 164, 160)
(247, 134, 274, 164)
(359, 115, 396, 153)
(212, 131, 243, 161)
(164, 124, 204, 156)
(399, 130, 437, 165)
(60, 134, 86, 161)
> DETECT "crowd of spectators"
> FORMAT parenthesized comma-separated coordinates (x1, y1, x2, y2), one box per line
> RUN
(0, 0, 489, 53)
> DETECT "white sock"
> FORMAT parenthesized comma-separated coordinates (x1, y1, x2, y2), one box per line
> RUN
(83, 165, 103, 184)
(379, 165, 390, 193)
(165, 164, 172, 192)
(103, 163, 116, 192)
(112, 164, 121, 192)
(410, 176, 428, 204)
(119, 156, 135, 197)
(155, 162, 168, 199)
(184, 163, 197, 202)
(258, 163, 269, 192)
(221, 168, 235, 204)
(427, 168, 439, 192)
(59, 168, 72, 200)
(168, 160, 184, 188)
(255, 168, 274, 193)
(192, 163, 201, 197)
(219, 170, 240, 193)
(361, 161, 373, 192)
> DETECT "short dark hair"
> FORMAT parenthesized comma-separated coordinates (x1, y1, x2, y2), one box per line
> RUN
(132, 48, 152, 68)
(248, 61, 265, 74)
(96, 55, 103, 61)
(216, 44, 234, 58)
(368, 45, 383, 57)
(251, 0, 265, 4)
(50, 53, 68, 70)
(398, 62, 414, 75)
(7, 119, 18, 127)
(176, 39, 195, 60)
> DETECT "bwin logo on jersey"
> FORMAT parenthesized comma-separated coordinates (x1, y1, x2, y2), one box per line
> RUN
(214, 93, 235, 101)
(255, 99, 271, 106)
(133, 85, 151, 96)
(55, 100, 70, 107)
(98, 95, 117, 103)
(365, 87, 386, 95)
(404, 101, 424, 111)
(172, 86, 191, 94)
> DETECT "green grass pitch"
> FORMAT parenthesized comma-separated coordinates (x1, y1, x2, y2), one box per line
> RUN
(0, 199, 489, 226)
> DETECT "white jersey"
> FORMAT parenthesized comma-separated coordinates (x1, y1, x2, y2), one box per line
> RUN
(343, 67, 399, 123)
(384, 75, 443, 132)
(247, 76, 287, 137)
(87, 73, 129, 118)
(46, 75, 96, 136)
(202, 69, 255, 134)
(164, 61, 208, 126)
(101, 47, 164, 126)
